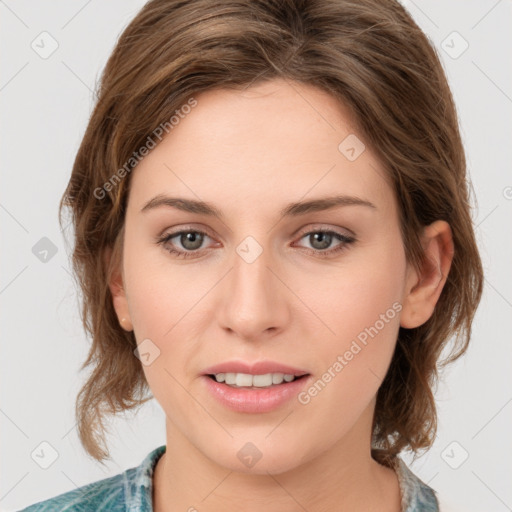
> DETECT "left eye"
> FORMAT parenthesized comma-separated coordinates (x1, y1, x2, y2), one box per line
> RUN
(293, 230, 356, 257)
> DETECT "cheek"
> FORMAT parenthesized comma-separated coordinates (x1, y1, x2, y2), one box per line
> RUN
(303, 239, 406, 350)
(121, 232, 217, 395)
(296, 241, 406, 411)
(122, 228, 208, 339)
(123, 260, 204, 422)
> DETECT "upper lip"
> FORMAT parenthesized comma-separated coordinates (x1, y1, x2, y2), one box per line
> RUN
(202, 360, 310, 377)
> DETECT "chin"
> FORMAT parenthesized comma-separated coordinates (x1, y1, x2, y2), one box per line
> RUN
(208, 442, 310, 476)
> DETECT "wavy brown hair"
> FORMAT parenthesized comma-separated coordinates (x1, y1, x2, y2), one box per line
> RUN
(59, 0, 484, 465)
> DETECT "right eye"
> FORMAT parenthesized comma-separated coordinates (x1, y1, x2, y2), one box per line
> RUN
(156, 229, 215, 259)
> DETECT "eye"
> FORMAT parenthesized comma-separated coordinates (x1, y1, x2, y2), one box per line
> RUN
(294, 229, 356, 258)
(156, 227, 356, 260)
(156, 229, 214, 259)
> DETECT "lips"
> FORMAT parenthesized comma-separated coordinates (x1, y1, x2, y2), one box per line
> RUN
(202, 371, 313, 413)
(202, 360, 310, 377)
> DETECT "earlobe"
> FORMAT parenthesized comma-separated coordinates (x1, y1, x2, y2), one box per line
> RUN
(400, 220, 454, 329)
(104, 245, 134, 332)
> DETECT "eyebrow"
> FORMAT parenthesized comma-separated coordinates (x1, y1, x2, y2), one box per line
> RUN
(140, 194, 376, 218)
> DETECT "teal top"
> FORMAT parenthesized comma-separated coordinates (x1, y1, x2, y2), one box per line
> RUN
(19, 445, 440, 511)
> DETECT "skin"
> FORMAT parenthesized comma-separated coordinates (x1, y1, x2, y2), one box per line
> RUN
(108, 78, 454, 511)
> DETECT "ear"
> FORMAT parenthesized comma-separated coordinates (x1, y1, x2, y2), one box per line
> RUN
(104, 245, 133, 332)
(400, 220, 454, 329)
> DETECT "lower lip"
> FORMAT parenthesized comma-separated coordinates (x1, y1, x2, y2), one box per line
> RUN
(202, 375, 311, 413)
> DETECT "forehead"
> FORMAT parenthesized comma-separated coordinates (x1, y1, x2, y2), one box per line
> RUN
(127, 79, 395, 219)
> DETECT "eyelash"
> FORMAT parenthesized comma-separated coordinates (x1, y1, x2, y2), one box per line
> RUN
(155, 227, 356, 260)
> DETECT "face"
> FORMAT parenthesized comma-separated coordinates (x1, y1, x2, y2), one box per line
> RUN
(113, 78, 416, 474)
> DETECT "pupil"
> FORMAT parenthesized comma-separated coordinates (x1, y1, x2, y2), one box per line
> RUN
(311, 232, 331, 250)
(182, 232, 203, 250)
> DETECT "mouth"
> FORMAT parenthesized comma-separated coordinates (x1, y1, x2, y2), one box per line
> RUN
(202, 370, 313, 413)
(206, 372, 310, 389)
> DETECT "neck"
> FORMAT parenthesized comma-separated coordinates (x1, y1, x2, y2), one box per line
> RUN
(153, 403, 401, 512)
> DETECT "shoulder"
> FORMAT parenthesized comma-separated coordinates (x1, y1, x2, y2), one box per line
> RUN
(391, 456, 441, 512)
(18, 471, 128, 511)
(19, 445, 166, 512)
(394, 459, 468, 512)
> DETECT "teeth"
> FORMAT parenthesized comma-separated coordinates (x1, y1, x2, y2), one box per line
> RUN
(213, 372, 298, 387)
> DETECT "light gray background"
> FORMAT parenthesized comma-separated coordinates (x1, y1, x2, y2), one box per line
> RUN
(1, 1, 511, 511)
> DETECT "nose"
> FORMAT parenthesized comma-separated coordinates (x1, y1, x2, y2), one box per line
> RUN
(217, 242, 291, 342)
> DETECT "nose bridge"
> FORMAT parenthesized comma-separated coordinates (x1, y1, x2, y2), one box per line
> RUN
(218, 234, 288, 338)
(233, 236, 272, 294)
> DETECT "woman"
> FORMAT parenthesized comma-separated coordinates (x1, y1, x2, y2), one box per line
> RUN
(21, 0, 483, 510)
